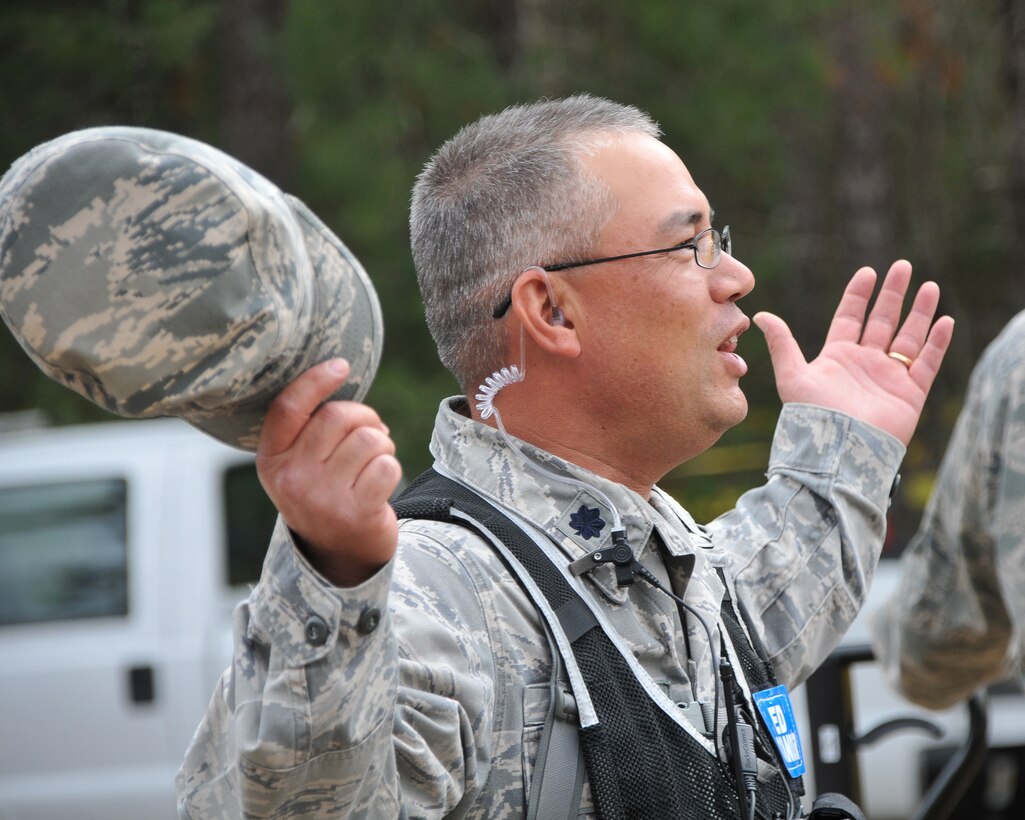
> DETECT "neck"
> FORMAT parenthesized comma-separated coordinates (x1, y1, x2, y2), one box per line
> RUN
(518, 426, 658, 498)
(468, 389, 661, 498)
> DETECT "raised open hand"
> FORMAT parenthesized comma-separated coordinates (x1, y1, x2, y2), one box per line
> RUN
(753, 260, 955, 445)
(256, 359, 402, 586)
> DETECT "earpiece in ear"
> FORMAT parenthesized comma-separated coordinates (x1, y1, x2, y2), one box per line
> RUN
(537, 268, 566, 327)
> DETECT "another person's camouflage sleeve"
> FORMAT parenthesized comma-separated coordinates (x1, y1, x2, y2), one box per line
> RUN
(710, 403, 905, 689)
(871, 314, 1025, 710)
(175, 517, 499, 819)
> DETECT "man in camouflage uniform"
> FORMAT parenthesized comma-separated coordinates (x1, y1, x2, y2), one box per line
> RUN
(873, 311, 1025, 710)
(176, 95, 954, 817)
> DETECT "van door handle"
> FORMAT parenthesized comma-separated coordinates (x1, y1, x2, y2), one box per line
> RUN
(127, 664, 156, 704)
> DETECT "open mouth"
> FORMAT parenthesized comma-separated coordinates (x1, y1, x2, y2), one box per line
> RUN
(717, 319, 748, 353)
(717, 335, 739, 354)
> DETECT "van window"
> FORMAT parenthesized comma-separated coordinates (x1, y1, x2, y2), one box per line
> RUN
(0, 478, 128, 626)
(223, 464, 277, 586)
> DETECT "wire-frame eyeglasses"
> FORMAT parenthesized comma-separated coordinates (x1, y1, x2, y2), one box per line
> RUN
(492, 225, 731, 319)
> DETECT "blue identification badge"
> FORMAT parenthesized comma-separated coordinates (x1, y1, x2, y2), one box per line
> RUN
(752, 685, 805, 778)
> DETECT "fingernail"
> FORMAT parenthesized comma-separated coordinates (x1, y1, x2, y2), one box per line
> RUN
(328, 358, 349, 375)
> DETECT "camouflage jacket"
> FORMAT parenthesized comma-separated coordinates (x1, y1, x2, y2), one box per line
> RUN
(873, 311, 1025, 710)
(177, 398, 904, 818)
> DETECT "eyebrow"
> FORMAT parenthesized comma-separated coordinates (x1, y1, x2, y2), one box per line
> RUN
(656, 207, 714, 239)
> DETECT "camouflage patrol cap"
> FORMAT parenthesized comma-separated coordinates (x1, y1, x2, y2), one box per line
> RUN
(0, 126, 383, 451)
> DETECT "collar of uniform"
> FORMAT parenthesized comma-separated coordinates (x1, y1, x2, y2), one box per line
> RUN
(647, 488, 720, 557)
(430, 396, 656, 603)
(647, 488, 729, 622)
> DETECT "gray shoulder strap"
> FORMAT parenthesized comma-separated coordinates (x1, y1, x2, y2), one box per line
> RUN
(429, 494, 591, 818)
(526, 623, 585, 820)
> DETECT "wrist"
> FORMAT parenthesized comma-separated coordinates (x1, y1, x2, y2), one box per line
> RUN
(289, 527, 390, 587)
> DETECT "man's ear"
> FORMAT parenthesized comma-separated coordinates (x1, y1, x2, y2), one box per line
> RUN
(510, 267, 580, 357)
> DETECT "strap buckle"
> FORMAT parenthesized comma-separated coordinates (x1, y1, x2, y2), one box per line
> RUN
(553, 685, 578, 722)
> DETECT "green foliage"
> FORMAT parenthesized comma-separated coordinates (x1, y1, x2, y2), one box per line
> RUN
(0, 0, 1020, 529)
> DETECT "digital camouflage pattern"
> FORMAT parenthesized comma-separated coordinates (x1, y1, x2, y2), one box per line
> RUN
(177, 398, 904, 818)
(0, 127, 382, 451)
(873, 310, 1025, 710)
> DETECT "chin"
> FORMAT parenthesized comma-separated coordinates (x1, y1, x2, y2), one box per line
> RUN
(721, 390, 749, 428)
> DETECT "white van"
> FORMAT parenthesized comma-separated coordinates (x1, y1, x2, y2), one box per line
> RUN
(1, 416, 1022, 818)
(0, 417, 276, 820)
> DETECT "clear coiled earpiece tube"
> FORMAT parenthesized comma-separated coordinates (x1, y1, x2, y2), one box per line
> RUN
(474, 325, 624, 533)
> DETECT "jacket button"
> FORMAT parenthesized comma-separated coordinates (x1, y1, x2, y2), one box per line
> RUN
(357, 607, 381, 635)
(304, 615, 329, 646)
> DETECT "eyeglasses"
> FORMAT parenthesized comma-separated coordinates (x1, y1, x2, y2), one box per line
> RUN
(492, 225, 731, 318)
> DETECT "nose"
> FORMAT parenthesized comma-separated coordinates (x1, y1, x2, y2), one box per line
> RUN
(711, 252, 754, 303)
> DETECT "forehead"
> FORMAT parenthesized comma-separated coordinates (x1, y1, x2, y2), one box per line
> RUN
(581, 132, 711, 243)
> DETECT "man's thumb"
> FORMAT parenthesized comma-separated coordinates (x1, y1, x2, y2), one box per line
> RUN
(753, 311, 804, 378)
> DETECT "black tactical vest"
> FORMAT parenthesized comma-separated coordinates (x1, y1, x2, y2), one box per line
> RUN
(394, 469, 804, 820)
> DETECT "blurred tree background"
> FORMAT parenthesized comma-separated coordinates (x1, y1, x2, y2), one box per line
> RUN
(0, 0, 1020, 551)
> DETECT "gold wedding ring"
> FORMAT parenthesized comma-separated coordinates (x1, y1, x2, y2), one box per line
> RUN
(887, 351, 914, 369)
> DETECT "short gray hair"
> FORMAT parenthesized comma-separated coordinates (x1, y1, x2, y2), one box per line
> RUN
(409, 94, 660, 391)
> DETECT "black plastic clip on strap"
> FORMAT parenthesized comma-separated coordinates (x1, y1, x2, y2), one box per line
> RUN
(567, 529, 638, 587)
